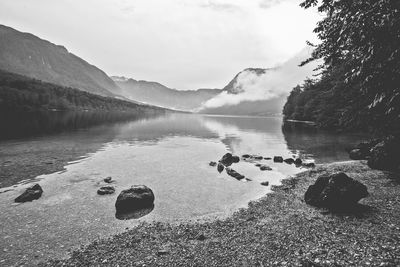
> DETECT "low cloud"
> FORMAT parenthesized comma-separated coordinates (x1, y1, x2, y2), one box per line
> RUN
(201, 47, 319, 109)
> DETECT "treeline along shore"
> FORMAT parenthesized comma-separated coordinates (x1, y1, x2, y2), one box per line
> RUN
(0, 69, 167, 114)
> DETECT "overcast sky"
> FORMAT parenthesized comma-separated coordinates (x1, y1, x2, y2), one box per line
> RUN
(0, 0, 320, 90)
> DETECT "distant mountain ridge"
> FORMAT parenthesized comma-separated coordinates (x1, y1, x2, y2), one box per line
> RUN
(111, 76, 222, 111)
(0, 24, 120, 97)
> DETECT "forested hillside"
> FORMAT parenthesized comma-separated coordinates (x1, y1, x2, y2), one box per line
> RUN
(0, 70, 166, 114)
(283, 0, 400, 134)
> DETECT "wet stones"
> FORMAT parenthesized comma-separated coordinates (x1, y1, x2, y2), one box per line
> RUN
(226, 168, 245, 180)
(284, 158, 295, 164)
(217, 163, 225, 173)
(273, 156, 284, 163)
(209, 161, 217, 167)
(219, 153, 240, 166)
(14, 184, 43, 203)
(97, 186, 115, 195)
(294, 158, 302, 165)
(104, 176, 113, 183)
(260, 165, 272, 171)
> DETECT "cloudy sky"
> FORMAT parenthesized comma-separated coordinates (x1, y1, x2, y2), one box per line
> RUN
(0, 0, 320, 90)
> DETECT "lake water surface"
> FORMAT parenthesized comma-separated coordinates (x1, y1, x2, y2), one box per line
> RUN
(0, 113, 366, 265)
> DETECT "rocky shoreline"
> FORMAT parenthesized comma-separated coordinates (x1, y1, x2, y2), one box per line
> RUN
(42, 161, 400, 266)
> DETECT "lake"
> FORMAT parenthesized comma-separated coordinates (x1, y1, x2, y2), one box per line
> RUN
(0, 112, 366, 265)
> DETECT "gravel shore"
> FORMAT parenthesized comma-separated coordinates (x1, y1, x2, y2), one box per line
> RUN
(43, 161, 400, 266)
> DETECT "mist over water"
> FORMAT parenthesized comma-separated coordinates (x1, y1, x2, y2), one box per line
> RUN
(201, 47, 319, 109)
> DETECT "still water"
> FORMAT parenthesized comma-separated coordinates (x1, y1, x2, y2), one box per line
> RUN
(0, 112, 365, 265)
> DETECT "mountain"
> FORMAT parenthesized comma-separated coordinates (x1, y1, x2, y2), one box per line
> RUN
(0, 69, 166, 114)
(0, 24, 121, 97)
(199, 48, 318, 116)
(112, 76, 222, 111)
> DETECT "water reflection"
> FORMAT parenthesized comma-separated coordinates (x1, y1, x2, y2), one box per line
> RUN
(0, 113, 368, 266)
(0, 110, 166, 141)
(282, 120, 367, 163)
(116, 204, 155, 220)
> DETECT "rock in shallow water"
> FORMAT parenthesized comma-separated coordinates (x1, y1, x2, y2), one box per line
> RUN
(15, 184, 43, 203)
(273, 156, 283, 163)
(304, 172, 368, 210)
(217, 163, 224, 173)
(209, 161, 217, 167)
(97, 186, 115, 195)
(103, 176, 113, 183)
(226, 168, 245, 180)
(115, 185, 155, 219)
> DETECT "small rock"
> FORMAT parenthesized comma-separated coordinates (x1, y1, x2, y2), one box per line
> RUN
(217, 163, 224, 173)
(103, 176, 113, 183)
(261, 181, 269, 186)
(284, 158, 295, 164)
(209, 161, 217, 167)
(302, 162, 316, 168)
(97, 186, 115, 195)
(15, 184, 43, 203)
(226, 168, 245, 180)
(255, 163, 262, 167)
(253, 155, 263, 160)
(260, 165, 272, 171)
(264, 157, 272, 160)
(294, 158, 302, 165)
(273, 156, 283, 163)
(242, 154, 251, 158)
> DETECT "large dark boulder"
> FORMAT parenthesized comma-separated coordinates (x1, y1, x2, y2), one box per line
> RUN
(273, 156, 283, 163)
(304, 172, 368, 210)
(115, 185, 155, 216)
(368, 135, 400, 172)
(15, 184, 43, 203)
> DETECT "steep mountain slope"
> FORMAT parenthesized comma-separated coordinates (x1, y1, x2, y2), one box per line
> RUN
(0, 25, 120, 97)
(112, 76, 222, 111)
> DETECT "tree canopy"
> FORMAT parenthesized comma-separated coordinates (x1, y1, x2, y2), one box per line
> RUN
(284, 0, 400, 134)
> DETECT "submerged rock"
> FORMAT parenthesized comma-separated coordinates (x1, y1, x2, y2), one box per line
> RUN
(260, 165, 272, 171)
(115, 185, 155, 218)
(304, 172, 368, 210)
(217, 163, 224, 173)
(226, 168, 245, 180)
(104, 176, 113, 183)
(349, 149, 365, 160)
(273, 156, 283, 163)
(209, 161, 217, 167)
(97, 186, 115, 195)
(15, 184, 43, 203)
